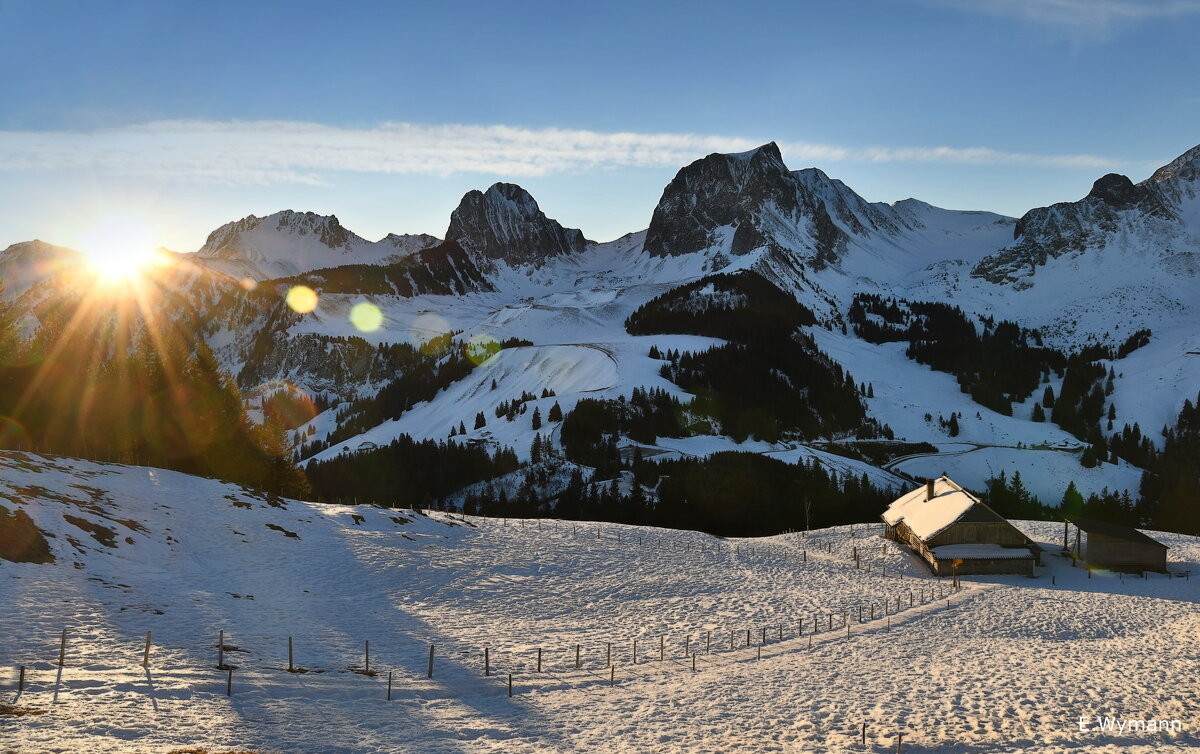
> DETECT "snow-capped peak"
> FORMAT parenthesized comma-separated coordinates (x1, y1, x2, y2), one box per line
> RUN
(444, 182, 588, 266)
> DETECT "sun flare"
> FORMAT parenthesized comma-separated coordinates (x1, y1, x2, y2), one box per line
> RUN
(78, 214, 158, 280)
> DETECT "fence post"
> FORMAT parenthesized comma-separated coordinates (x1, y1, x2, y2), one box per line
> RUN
(19, 665, 25, 693)
(288, 637, 294, 672)
(218, 630, 225, 669)
(226, 667, 232, 696)
(633, 639, 637, 664)
(659, 635, 664, 661)
(576, 644, 580, 669)
(143, 631, 152, 668)
(609, 665, 614, 687)
(862, 723, 867, 746)
(365, 640, 370, 676)
(508, 673, 513, 697)
(537, 648, 542, 673)
(387, 670, 393, 700)
(607, 642, 612, 667)
(58, 628, 67, 667)
(485, 647, 490, 676)
(428, 645, 435, 678)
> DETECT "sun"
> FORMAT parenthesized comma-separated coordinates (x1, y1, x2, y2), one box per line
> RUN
(78, 214, 158, 280)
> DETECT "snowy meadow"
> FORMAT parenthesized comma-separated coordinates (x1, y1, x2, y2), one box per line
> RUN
(2, 452, 1198, 753)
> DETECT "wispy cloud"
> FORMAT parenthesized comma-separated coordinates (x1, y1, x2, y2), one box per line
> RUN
(0, 120, 1123, 185)
(919, 0, 1200, 35)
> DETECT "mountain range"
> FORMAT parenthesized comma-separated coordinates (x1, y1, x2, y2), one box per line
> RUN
(2, 140, 1198, 507)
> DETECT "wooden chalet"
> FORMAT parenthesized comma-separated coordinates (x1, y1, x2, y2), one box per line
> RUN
(1063, 516, 1167, 572)
(882, 476, 1039, 577)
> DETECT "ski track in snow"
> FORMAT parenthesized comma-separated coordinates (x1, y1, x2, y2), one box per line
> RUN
(2, 452, 1198, 752)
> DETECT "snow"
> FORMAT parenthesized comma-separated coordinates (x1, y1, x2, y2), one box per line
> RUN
(931, 544, 1034, 560)
(3, 452, 1199, 753)
(881, 476, 983, 540)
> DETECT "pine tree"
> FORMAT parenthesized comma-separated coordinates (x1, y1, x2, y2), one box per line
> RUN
(459, 420, 467, 435)
(948, 413, 960, 437)
(1042, 386, 1055, 408)
(1032, 403, 1045, 422)
(530, 432, 542, 464)
(548, 401, 563, 422)
(474, 412, 486, 430)
(867, 383, 874, 398)
(531, 407, 542, 430)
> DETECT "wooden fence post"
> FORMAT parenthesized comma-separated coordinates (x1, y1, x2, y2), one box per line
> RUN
(575, 644, 580, 669)
(58, 628, 67, 667)
(633, 639, 637, 664)
(685, 636, 690, 656)
(659, 635, 664, 661)
(288, 637, 294, 672)
(365, 640, 370, 676)
(485, 647, 490, 676)
(428, 645, 434, 678)
(607, 642, 612, 667)
(706, 631, 711, 654)
(862, 722, 867, 746)
(508, 673, 513, 697)
(218, 630, 225, 669)
(226, 667, 232, 696)
(143, 631, 151, 668)
(387, 670, 393, 700)
(18, 665, 25, 693)
(609, 665, 614, 687)
(537, 648, 542, 673)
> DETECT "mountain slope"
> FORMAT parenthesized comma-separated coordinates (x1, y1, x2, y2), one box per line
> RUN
(3, 451, 1198, 752)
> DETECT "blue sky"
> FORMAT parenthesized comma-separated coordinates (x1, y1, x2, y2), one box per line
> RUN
(1, 0, 1197, 251)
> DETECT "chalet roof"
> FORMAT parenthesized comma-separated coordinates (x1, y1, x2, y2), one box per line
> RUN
(1068, 516, 1167, 549)
(881, 476, 1004, 541)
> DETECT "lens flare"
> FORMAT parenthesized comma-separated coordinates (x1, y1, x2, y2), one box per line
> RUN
(466, 333, 501, 366)
(410, 313, 450, 344)
(350, 301, 383, 332)
(286, 285, 318, 314)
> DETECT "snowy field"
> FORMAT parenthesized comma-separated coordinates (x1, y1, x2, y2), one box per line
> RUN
(2, 452, 1198, 753)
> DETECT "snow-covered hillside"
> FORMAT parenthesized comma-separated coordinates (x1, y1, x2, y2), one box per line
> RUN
(193, 210, 440, 281)
(2, 453, 1198, 752)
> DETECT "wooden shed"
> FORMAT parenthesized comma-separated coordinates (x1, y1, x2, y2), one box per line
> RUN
(1064, 516, 1167, 572)
(882, 476, 1039, 577)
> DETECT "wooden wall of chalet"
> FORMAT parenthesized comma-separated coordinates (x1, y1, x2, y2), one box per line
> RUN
(927, 521, 1027, 548)
(1086, 532, 1167, 571)
(943, 557, 1034, 577)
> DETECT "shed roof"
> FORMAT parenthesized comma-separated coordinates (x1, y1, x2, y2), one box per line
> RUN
(882, 476, 1002, 540)
(1068, 516, 1167, 549)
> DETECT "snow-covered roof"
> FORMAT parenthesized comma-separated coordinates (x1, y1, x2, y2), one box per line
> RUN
(881, 476, 1002, 541)
(931, 544, 1035, 560)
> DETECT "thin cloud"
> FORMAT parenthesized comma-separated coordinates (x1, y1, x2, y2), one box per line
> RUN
(919, 0, 1200, 35)
(0, 120, 1123, 185)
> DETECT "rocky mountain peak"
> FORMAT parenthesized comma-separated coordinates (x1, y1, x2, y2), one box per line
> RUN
(643, 142, 851, 265)
(444, 183, 587, 266)
(1146, 143, 1200, 186)
(1086, 173, 1141, 209)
